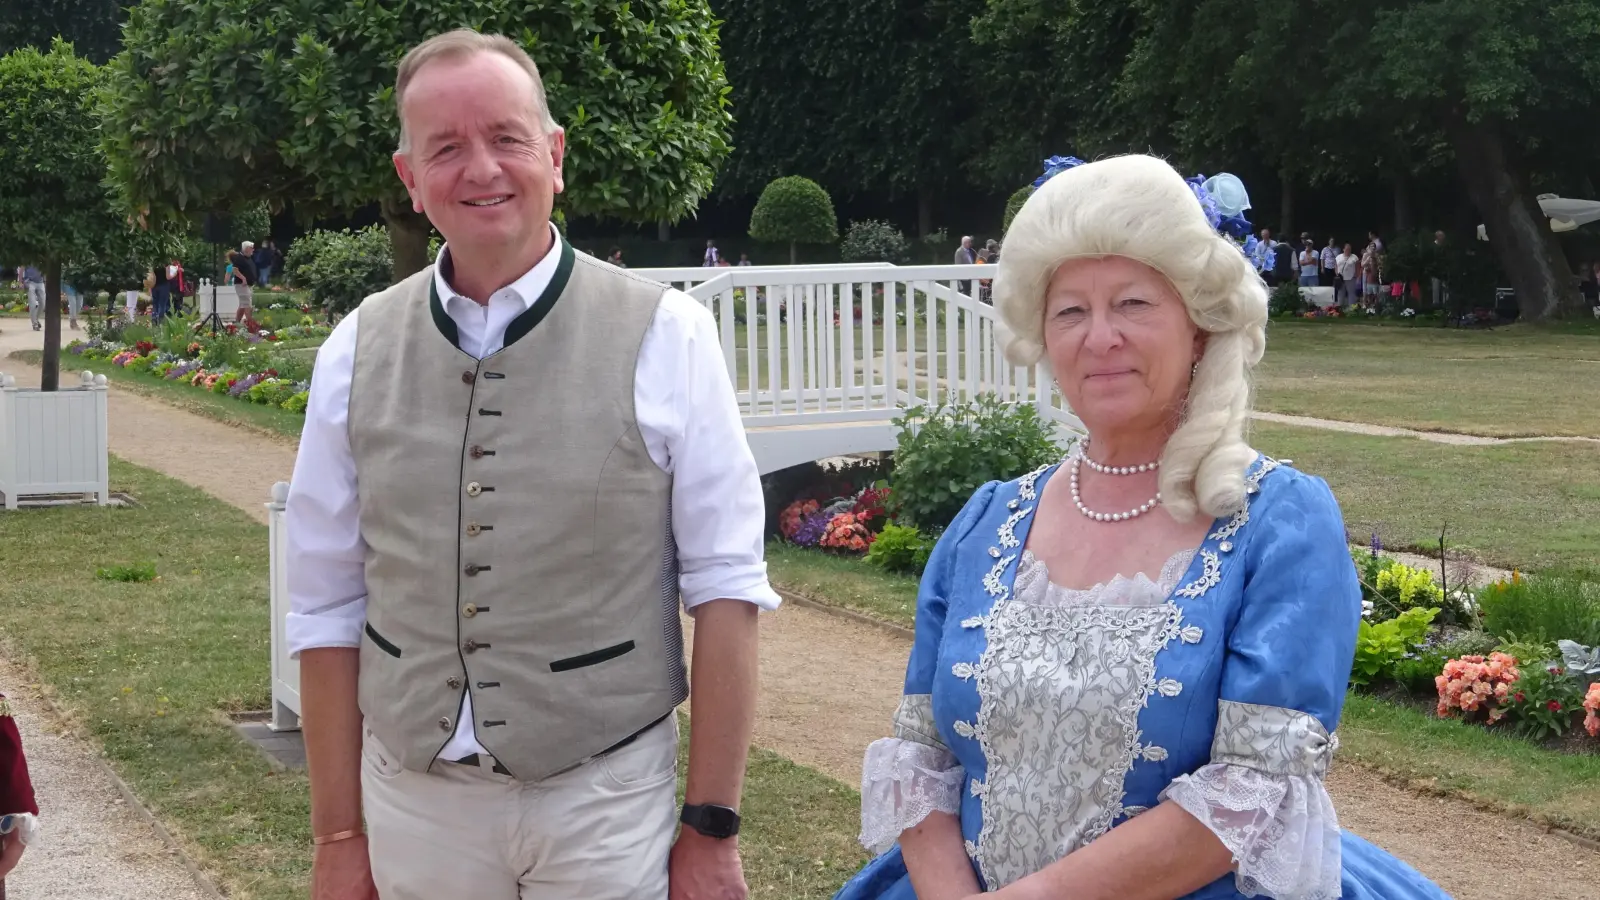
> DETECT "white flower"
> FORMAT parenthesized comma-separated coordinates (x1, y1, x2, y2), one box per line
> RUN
(1401, 308, 1416, 317)
(1361, 599, 1375, 619)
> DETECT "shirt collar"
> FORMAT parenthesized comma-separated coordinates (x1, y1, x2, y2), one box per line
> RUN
(434, 221, 563, 313)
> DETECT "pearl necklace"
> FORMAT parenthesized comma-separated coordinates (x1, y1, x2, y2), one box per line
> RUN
(1068, 452, 1162, 523)
(1079, 439, 1160, 475)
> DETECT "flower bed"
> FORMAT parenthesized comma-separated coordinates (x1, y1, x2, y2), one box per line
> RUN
(63, 314, 331, 415)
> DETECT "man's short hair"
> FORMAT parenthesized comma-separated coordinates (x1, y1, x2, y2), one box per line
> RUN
(395, 28, 560, 152)
(241, 241, 254, 251)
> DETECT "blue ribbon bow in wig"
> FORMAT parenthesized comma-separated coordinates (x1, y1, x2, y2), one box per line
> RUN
(1030, 155, 1256, 249)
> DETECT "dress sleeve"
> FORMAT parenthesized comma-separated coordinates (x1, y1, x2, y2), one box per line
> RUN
(0, 693, 41, 847)
(858, 484, 996, 855)
(1160, 472, 1360, 900)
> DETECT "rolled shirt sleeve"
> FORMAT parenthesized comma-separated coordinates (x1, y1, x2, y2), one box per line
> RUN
(284, 309, 369, 657)
(637, 289, 781, 611)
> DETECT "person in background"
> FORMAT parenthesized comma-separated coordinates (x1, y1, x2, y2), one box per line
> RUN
(738, 252, 753, 266)
(1321, 236, 1339, 288)
(232, 242, 259, 326)
(1249, 228, 1274, 281)
(20, 265, 45, 332)
(954, 236, 977, 265)
(167, 257, 188, 317)
(1, 691, 40, 900)
(608, 247, 626, 268)
(703, 239, 720, 266)
(1361, 232, 1384, 308)
(1298, 239, 1319, 287)
(256, 239, 281, 286)
(152, 256, 172, 323)
(1335, 242, 1361, 307)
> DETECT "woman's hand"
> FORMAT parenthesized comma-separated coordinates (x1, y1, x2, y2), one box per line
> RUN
(0, 832, 24, 881)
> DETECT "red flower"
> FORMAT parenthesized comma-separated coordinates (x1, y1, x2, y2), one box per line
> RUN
(1548, 700, 1562, 712)
(1515, 692, 1526, 703)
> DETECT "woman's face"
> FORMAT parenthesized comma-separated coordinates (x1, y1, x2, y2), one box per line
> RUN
(1043, 256, 1201, 438)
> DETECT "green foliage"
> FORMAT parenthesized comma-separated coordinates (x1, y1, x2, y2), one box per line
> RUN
(95, 561, 158, 583)
(1495, 637, 1560, 668)
(1002, 186, 1033, 235)
(889, 394, 1067, 531)
(101, 1, 733, 233)
(1390, 631, 1501, 696)
(1502, 660, 1586, 741)
(1477, 571, 1600, 648)
(0, 0, 126, 64)
(839, 220, 910, 264)
(281, 390, 310, 414)
(1268, 281, 1305, 317)
(1380, 231, 1444, 287)
(1351, 606, 1438, 687)
(284, 226, 394, 318)
(226, 201, 272, 248)
(864, 523, 933, 575)
(748, 176, 838, 261)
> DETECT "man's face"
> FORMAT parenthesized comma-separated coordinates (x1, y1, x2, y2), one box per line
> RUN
(244, 247, 254, 257)
(393, 51, 565, 257)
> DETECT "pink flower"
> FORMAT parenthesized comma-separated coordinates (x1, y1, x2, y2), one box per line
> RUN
(1548, 700, 1562, 712)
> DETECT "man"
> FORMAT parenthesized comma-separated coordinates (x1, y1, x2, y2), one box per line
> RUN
(1250, 228, 1275, 282)
(953, 235, 976, 265)
(1335, 242, 1361, 307)
(1297, 238, 1319, 287)
(256, 239, 280, 286)
(1361, 231, 1383, 306)
(232, 242, 259, 325)
(0, 691, 40, 900)
(20, 265, 44, 332)
(703, 239, 720, 266)
(285, 28, 777, 900)
(1321, 236, 1338, 288)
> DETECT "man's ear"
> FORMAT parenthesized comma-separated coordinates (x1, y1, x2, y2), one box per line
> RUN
(394, 151, 425, 214)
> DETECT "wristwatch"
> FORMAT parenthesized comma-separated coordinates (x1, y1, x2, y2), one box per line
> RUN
(679, 803, 741, 839)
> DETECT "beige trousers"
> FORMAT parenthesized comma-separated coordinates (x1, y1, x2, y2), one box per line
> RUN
(361, 716, 677, 900)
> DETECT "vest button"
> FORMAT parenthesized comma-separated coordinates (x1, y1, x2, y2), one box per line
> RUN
(465, 522, 482, 537)
(462, 370, 476, 384)
(462, 603, 478, 618)
(465, 564, 482, 576)
(466, 482, 482, 497)
(438, 716, 452, 730)
(463, 640, 480, 653)
(446, 676, 462, 689)
(469, 445, 485, 459)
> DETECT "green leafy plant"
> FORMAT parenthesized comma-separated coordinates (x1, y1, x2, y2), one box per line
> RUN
(864, 523, 933, 575)
(748, 175, 838, 263)
(1502, 661, 1586, 741)
(889, 394, 1067, 531)
(840, 220, 910, 264)
(1351, 606, 1438, 687)
(1495, 636, 1560, 668)
(283, 226, 395, 318)
(1002, 185, 1033, 236)
(1268, 280, 1306, 317)
(95, 561, 157, 583)
(1477, 570, 1600, 648)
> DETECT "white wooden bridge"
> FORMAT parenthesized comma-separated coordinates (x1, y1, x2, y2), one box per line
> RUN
(265, 262, 1083, 731)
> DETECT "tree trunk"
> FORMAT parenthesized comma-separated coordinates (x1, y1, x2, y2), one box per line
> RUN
(1278, 170, 1294, 242)
(1444, 115, 1574, 322)
(789, 241, 798, 265)
(917, 188, 934, 239)
(1392, 172, 1414, 234)
(381, 197, 433, 281)
(41, 259, 64, 392)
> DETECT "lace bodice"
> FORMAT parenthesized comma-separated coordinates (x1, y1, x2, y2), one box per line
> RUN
(1012, 548, 1198, 608)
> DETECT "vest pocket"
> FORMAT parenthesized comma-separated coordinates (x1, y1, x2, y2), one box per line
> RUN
(550, 639, 635, 672)
(364, 622, 403, 658)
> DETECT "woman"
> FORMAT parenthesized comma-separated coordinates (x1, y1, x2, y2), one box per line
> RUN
(833, 155, 1448, 900)
(0, 691, 40, 899)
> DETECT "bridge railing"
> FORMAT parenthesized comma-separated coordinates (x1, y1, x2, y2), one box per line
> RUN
(631, 263, 1083, 436)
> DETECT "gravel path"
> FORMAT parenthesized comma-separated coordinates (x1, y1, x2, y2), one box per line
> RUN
(1, 321, 1591, 896)
(1253, 410, 1600, 446)
(0, 661, 213, 900)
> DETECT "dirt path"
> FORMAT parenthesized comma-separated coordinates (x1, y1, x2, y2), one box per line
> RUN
(1253, 410, 1600, 446)
(2, 321, 1593, 896)
(0, 326, 295, 524)
(0, 661, 214, 900)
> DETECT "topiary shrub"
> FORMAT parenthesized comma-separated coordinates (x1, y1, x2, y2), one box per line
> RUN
(1002, 185, 1033, 235)
(283, 226, 394, 318)
(749, 175, 838, 263)
(890, 394, 1068, 531)
(840, 219, 910, 264)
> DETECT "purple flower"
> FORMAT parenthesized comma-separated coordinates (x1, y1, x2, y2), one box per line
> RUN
(791, 510, 832, 547)
(1370, 531, 1382, 558)
(1031, 155, 1087, 189)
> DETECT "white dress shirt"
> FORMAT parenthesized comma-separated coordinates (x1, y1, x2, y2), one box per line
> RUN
(285, 224, 781, 760)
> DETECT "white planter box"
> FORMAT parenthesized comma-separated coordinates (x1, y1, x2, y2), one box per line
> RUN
(267, 481, 301, 731)
(0, 370, 110, 510)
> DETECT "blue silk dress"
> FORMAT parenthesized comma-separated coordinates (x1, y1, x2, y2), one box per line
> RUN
(834, 456, 1450, 900)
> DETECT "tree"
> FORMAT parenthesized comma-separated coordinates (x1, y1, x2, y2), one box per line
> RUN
(0, 40, 173, 390)
(748, 176, 838, 264)
(1002, 186, 1032, 235)
(840, 220, 910, 264)
(0, 0, 127, 64)
(100, 1, 733, 281)
(715, 0, 983, 234)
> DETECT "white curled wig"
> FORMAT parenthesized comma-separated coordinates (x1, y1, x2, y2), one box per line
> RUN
(993, 153, 1269, 522)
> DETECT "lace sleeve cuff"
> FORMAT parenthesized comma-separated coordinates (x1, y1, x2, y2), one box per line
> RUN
(858, 737, 964, 855)
(1158, 701, 1341, 900)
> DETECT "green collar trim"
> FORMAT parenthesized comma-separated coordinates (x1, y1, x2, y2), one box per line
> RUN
(427, 234, 575, 353)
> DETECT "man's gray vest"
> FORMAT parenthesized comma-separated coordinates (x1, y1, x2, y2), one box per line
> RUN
(347, 239, 686, 782)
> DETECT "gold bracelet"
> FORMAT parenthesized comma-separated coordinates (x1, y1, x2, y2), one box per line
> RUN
(312, 828, 364, 846)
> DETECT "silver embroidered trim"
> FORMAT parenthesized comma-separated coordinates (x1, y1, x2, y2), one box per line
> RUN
(1173, 550, 1221, 599)
(1211, 700, 1337, 779)
(1208, 456, 1282, 543)
(1180, 625, 1205, 644)
(952, 662, 976, 681)
(892, 693, 948, 750)
(1155, 678, 1183, 698)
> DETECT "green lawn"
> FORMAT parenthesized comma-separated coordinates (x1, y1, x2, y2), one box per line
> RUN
(10, 348, 305, 441)
(1251, 421, 1600, 573)
(0, 459, 867, 899)
(767, 540, 920, 625)
(1338, 693, 1600, 840)
(1256, 321, 1600, 438)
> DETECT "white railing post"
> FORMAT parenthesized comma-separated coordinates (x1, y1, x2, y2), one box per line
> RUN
(267, 481, 301, 732)
(0, 373, 16, 510)
(89, 372, 109, 506)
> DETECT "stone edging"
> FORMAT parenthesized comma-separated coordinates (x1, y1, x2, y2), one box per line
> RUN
(28, 686, 228, 900)
(773, 586, 914, 642)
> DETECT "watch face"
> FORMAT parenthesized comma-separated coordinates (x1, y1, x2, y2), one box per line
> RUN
(685, 804, 739, 838)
